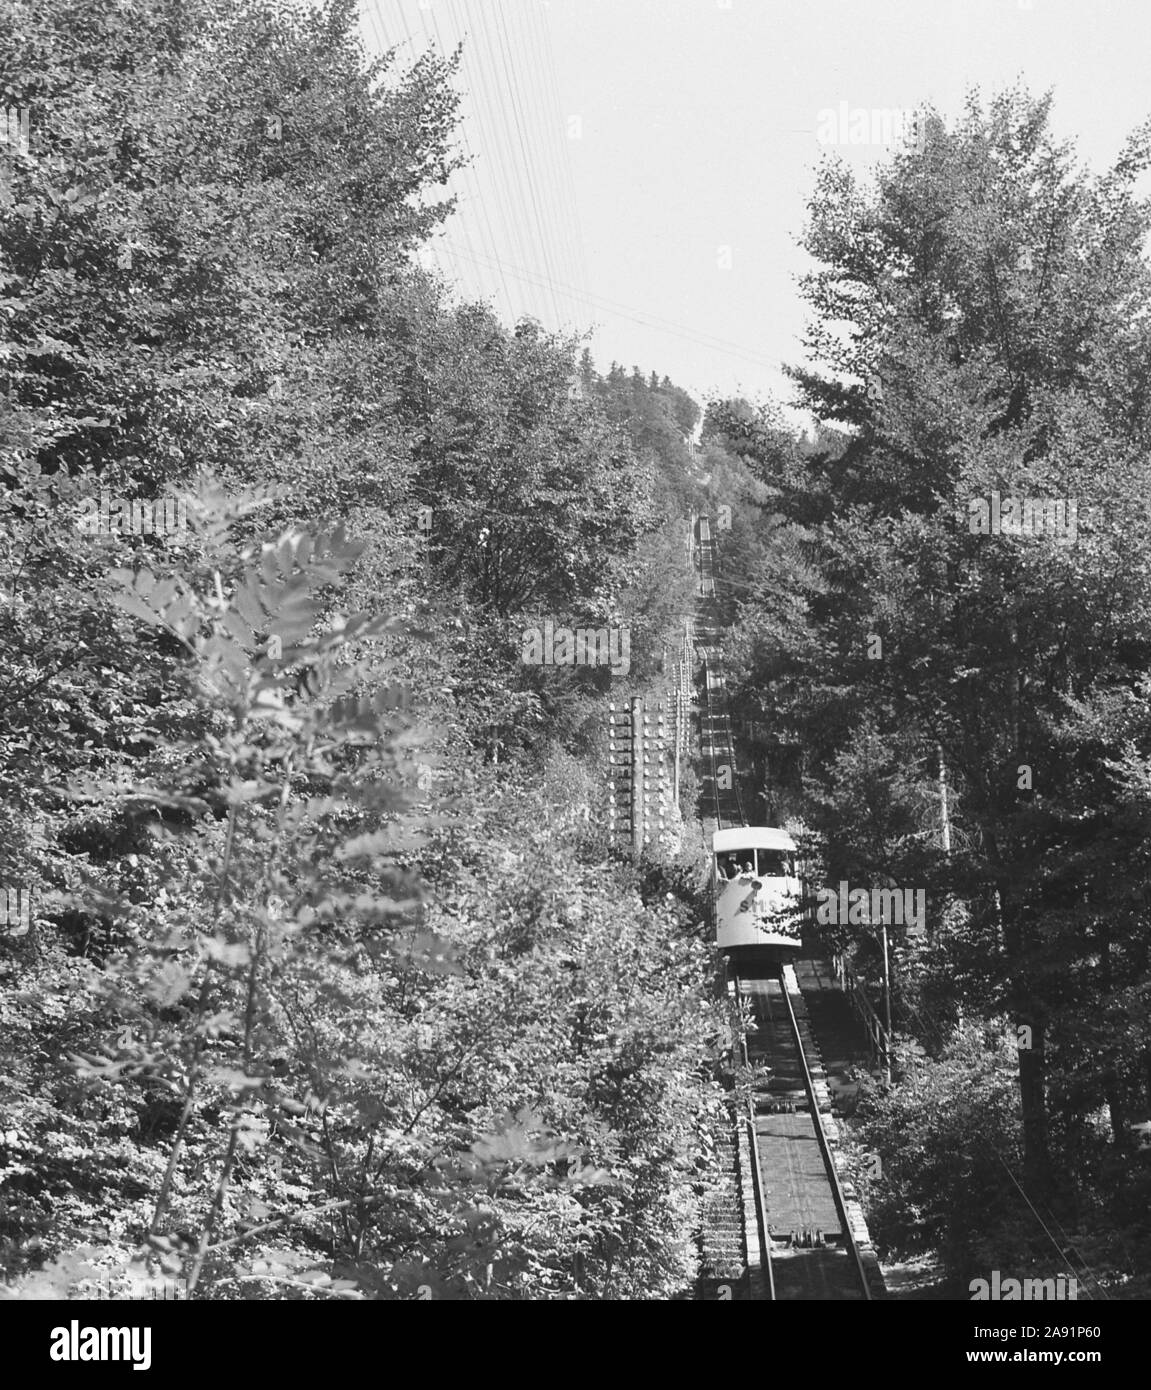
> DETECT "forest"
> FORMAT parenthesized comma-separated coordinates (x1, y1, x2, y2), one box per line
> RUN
(707, 91, 1151, 1297)
(1, 0, 1149, 1302)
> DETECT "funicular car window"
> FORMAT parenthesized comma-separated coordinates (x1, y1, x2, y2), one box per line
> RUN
(717, 848, 796, 879)
(716, 853, 750, 880)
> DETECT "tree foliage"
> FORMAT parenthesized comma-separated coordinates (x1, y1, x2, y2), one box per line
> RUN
(713, 86, 1151, 1294)
(0, 0, 723, 1301)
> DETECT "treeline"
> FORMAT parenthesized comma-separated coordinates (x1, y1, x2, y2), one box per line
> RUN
(0, 0, 723, 1299)
(705, 88, 1151, 1295)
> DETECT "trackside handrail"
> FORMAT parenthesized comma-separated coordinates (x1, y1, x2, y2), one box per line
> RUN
(733, 973, 775, 1300)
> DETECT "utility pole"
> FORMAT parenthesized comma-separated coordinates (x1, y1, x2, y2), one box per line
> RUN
(881, 921, 892, 1087)
(938, 741, 951, 855)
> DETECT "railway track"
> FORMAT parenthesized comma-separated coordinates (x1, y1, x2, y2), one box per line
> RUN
(695, 516, 743, 836)
(694, 510, 879, 1301)
(735, 965, 875, 1299)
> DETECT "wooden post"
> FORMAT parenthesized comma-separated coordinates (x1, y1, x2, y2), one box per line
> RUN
(938, 741, 951, 856)
(881, 923, 892, 1087)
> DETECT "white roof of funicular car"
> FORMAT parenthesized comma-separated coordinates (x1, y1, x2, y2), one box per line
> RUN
(712, 826, 796, 852)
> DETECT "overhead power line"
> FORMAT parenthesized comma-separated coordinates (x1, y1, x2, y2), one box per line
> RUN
(441, 243, 787, 373)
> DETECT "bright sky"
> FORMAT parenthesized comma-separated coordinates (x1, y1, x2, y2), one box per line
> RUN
(358, 0, 1151, 425)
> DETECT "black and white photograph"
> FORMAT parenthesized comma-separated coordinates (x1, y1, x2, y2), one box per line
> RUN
(0, 0, 1148, 1363)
